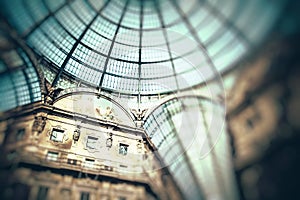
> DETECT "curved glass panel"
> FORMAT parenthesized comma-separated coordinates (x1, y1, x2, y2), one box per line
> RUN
(0, 35, 42, 112)
(144, 96, 237, 200)
(0, 0, 286, 96)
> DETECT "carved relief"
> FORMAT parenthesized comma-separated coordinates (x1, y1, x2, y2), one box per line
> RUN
(106, 133, 113, 148)
(95, 106, 115, 121)
(44, 79, 63, 105)
(82, 134, 104, 153)
(32, 113, 47, 134)
(137, 140, 143, 154)
(131, 109, 148, 121)
(73, 128, 81, 143)
(131, 108, 148, 127)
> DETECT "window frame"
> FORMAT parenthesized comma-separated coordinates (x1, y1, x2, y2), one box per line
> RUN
(46, 151, 59, 161)
(119, 143, 129, 156)
(50, 128, 65, 142)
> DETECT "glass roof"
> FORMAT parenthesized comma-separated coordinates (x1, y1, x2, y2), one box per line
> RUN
(1, 0, 285, 96)
(0, 0, 290, 199)
(0, 32, 41, 112)
(144, 96, 237, 200)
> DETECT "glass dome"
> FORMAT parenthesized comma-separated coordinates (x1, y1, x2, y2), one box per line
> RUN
(1, 0, 286, 96)
(0, 31, 42, 112)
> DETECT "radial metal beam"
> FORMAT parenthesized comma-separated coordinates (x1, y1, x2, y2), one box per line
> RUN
(22, 0, 72, 38)
(169, 104, 206, 200)
(170, 0, 224, 89)
(160, 102, 206, 200)
(197, 98, 228, 199)
(202, 0, 252, 48)
(51, 0, 111, 87)
(138, 0, 144, 107)
(17, 48, 35, 102)
(97, 0, 130, 89)
(154, 0, 180, 94)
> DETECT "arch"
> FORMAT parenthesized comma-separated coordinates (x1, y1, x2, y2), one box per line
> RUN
(53, 88, 136, 127)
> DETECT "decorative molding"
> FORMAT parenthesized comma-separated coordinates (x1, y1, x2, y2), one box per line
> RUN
(32, 113, 47, 134)
(131, 109, 148, 128)
(73, 127, 81, 143)
(82, 134, 104, 153)
(95, 106, 115, 121)
(44, 79, 63, 105)
(47, 125, 69, 145)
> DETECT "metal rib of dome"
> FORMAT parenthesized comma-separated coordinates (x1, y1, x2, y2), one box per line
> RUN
(0, 31, 42, 112)
(1, 0, 286, 96)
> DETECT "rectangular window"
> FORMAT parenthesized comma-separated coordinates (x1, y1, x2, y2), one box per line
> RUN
(102, 165, 113, 171)
(119, 143, 129, 155)
(37, 186, 48, 200)
(84, 158, 95, 169)
(46, 151, 58, 161)
(16, 128, 25, 141)
(81, 192, 90, 200)
(86, 136, 98, 149)
(67, 158, 77, 165)
(60, 189, 71, 200)
(100, 195, 110, 200)
(50, 129, 65, 142)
